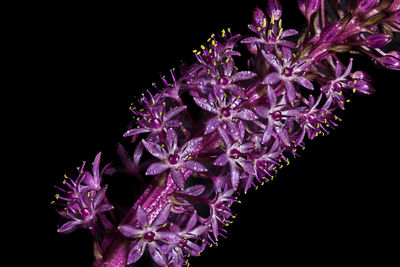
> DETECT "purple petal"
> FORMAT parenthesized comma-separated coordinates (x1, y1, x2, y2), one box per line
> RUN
(193, 97, 218, 114)
(123, 127, 150, 137)
(204, 116, 221, 135)
(127, 239, 146, 264)
(281, 29, 298, 38)
(267, 85, 277, 107)
(262, 72, 281, 85)
(235, 109, 258, 121)
(166, 128, 178, 153)
(233, 71, 257, 82)
(142, 140, 166, 160)
(164, 119, 182, 127)
(165, 105, 187, 120)
(136, 205, 149, 227)
(214, 153, 228, 167)
(119, 224, 143, 238)
(229, 162, 240, 190)
(152, 205, 171, 228)
(57, 220, 81, 233)
(189, 225, 209, 237)
(241, 37, 264, 44)
(262, 50, 282, 71)
(171, 170, 185, 189)
(295, 76, 314, 90)
(184, 211, 198, 233)
(254, 106, 269, 118)
(266, 0, 282, 20)
(180, 137, 203, 159)
(96, 203, 114, 213)
(181, 185, 205, 196)
(342, 58, 353, 78)
(284, 80, 296, 104)
(262, 124, 274, 144)
(146, 162, 169, 176)
(218, 127, 231, 147)
(180, 160, 207, 172)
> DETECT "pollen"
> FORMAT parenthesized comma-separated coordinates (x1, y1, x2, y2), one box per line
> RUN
(263, 17, 267, 28)
(270, 14, 275, 24)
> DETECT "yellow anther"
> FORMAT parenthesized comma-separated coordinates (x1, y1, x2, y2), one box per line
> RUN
(278, 27, 283, 37)
(211, 40, 216, 46)
(257, 26, 262, 31)
(64, 174, 68, 179)
(160, 144, 165, 148)
(270, 14, 275, 24)
(353, 80, 357, 84)
(196, 51, 201, 55)
(188, 156, 192, 160)
(55, 194, 59, 199)
(353, 88, 357, 93)
(263, 17, 267, 28)
(222, 29, 226, 37)
(227, 28, 231, 33)
(209, 48, 212, 54)
(200, 45, 205, 50)
(278, 19, 282, 28)
(303, 71, 306, 76)
(213, 61, 217, 66)
(226, 57, 230, 63)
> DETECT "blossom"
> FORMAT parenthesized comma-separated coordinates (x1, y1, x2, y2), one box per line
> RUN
(241, 7, 298, 53)
(124, 90, 187, 140)
(254, 85, 298, 145)
(214, 127, 255, 190)
(82, 152, 110, 191)
(193, 90, 258, 139)
(262, 47, 314, 104)
(142, 128, 207, 189)
(57, 186, 113, 233)
(119, 205, 177, 266)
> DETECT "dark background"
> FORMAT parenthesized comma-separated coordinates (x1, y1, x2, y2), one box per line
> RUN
(12, 1, 398, 266)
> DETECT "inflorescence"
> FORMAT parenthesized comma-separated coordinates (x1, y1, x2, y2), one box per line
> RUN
(53, 1, 399, 266)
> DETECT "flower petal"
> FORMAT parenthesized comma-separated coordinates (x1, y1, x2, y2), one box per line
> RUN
(119, 224, 143, 238)
(152, 205, 171, 228)
(262, 50, 282, 71)
(235, 109, 258, 121)
(136, 205, 149, 227)
(148, 243, 168, 266)
(165, 105, 187, 120)
(171, 170, 185, 189)
(142, 140, 166, 160)
(184, 211, 198, 233)
(180, 160, 207, 172)
(166, 128, 178, 153)
(204, 116, 221, 135)
(180, 137, 203, 159)
(262, 72, 281, 85)
(284, 80, 296, 104)
(123, 127, 150, 137)
(57, 220, 81, 233)
(229, 162, 240, 190)
(254, 106, 269, 118)
(233, 71, 257, 82)
(127, 239, 146, 264)
(214, 153, 229, 167)
(193, 97, 218, 114)
(295, 76, 314, 90)
(146, 162, 169, 176)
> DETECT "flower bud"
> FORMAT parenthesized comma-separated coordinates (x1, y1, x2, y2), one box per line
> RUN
(252, 7, 267, 30)
(350, 71, 372, 83)
(356, 0, 378, 13)
(298, 0, 320, 22)
(266, 0, 282, 20)
(392, 10, 400, 24)
(365, 33, 392, 48)
(377, 55, 400, 70)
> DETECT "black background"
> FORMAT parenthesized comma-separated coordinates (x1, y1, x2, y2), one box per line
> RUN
(11, 1, 398, 266)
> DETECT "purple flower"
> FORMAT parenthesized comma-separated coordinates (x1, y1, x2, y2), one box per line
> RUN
(242, 8, 298, 53)
(142, 129, 206, 189)
(167, 211, 209, 265)
(262, 47, 314, 104)
(124, 91, 187, 140)
(365, 33, 392, 48)
(214, 127, 255, 190)
(82, 152, 110, 191)
(119, 205, 177, 266)
(254, 85, 298, 145)
(251, 137, 282, 183)
(57, 186, 113, 233)
(193, 90, 258, 139)
(377, 55, 400, 71)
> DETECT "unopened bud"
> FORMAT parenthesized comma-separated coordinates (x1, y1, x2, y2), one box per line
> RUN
(266, 0, 282, 21)
(365, 33, 392, 48)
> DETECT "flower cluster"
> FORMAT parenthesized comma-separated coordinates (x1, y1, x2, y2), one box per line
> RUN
(54, 1, 399, 266)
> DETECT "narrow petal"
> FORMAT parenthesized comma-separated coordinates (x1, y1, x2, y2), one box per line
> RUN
(235, 109, 258, 121)
(142, 140, 166, 160)
(204, 116, 221, 135)
(180, 160, 208, 172)
(262, 72, 281, 85)
(262, 123, 274, 144)
(171, 170, 185, 189)
(295, 76, 314, 90)
(262, 50, 282, 71)
(164, 119, 181, 127)
(214, 153, 228, 166)
(218, 127, 231, 147)
(127, 240, 146, 264)
(184, 211, 198, 233)
(136, 205, 149, 227)
(229, 162, 240, 190)
(57, 220, 81, 233)
(284, 80, 296, 104)
(180, 137, 203, 160)
(193, 97, 218, 114)
(254, 106, 269, 118)
(281, 29, 298, 38)
(146, 162, 169, 176)
(119, 225, 143, 238)
(152, 205, 171, 228)
(233, 71, 257, 82)
(123, 127, 150, 137)
(241, 36, 264, 44)
(165, 105, 187, 120)
(226, 120, 240, 140)
(96, 203, 114, 213)
(267, 85, 277, 107)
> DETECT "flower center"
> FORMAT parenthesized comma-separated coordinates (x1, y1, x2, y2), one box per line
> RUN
(80, 208, 91, 219)
(333, 82, 342, 91)
(221, 107, 231, 117)
(282, 67, 293, 77)
(178, 239, 187, 248)
(168, 154, 180, 165)
(256, 160, 268, 170)
(151, 118, 162, 128)
(229, 149, 241, 159)
(270, 111, 282, 121)
(143, 231, 155, 242)
(306, 114, 316, 123)
(218, 75, 231, 87)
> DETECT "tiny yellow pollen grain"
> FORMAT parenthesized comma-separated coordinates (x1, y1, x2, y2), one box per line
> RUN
(270, 14, 275, 24)
(278, 27, 283, 37)
(200, 45, 205, 50)
(257, 26, 262, 31)
(263, 17, 267, 28)
(353, 80, 357, 84)
(278, 19, 282, 28)
(353, 88, 357, 93)
(226, 58, 230, 63)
